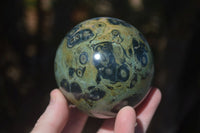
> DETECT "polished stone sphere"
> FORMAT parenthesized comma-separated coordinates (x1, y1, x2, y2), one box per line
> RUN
(54, 17, 154, 118)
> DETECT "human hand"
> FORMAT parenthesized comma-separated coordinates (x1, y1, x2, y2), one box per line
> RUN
(31, 88, 161, 133)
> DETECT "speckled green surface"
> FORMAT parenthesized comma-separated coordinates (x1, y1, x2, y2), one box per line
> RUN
(54, 17, 154, 118)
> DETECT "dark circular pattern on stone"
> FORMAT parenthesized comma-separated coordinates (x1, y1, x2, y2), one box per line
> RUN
(89, 88, 106, 101)
(132, 38, 148, 67)
(76, 67, 86, 77)
(79, 52, 88, 64)
(111, 29, 120, 36)
(70, 82, 82, 93)
(117, 64, 130, 82)
(60, 79, 70, 92)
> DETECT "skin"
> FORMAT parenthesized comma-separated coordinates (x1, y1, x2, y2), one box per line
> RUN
(31, 87, 161, 133)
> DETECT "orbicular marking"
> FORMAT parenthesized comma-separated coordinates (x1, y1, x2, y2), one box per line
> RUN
(93, 42, 115, 68)
(93, 42, 117, 83)
(79, 52, 88, 64)
(102, 66, 117, 82)
(76, 67, 86, 77)
(140, 54, 148, 67)
(60, 79, 70, 92)
(132, 38, 148, 67)
(67, 29, 94, 48)
(105, 68, 113, 75)
(85, 86, 106, 101)
(111, 30, 120, 36)
(89, 88, 106, 101)
(93, 42, 130, 83)
(117, 64, 130, 82)
(69, 82, 83, 100)
(70, 82, 82, 93)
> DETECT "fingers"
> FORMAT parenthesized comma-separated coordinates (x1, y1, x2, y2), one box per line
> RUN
(97, 106, 136, 133)
(135, 88, 162, 132)
(31, 89, 69, 133)
(62, 107, 88, 133)
(114, 106, 136, 133)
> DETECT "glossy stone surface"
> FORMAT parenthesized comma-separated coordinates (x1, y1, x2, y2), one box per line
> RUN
(54, 17, 154, 118)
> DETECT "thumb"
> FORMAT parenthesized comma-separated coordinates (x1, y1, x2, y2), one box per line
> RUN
(114, 106, 136, 133)
(31, 89, 69, 133)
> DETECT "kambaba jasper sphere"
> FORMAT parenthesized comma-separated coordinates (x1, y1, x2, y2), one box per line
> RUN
(54, 17, 154, 118)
